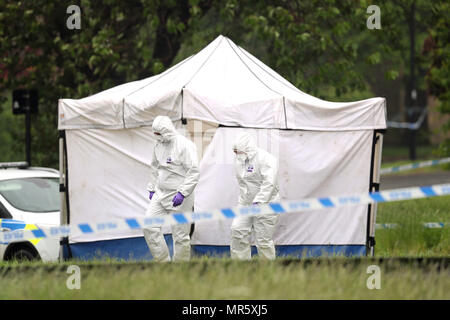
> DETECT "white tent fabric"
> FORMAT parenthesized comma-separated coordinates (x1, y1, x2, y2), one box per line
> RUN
(191, 128, 372, 245)
(65, 123, 189, 243)
(58, 35, 387, 250)
(65, 127, 152, 242)
(59, 35, 386, 131)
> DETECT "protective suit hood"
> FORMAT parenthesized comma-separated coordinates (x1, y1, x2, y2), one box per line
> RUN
(232, 132, 257, 159)
(152, 116, 177, 142)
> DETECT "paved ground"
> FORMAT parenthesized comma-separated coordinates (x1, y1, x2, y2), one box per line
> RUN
(380, 170, 450, 190)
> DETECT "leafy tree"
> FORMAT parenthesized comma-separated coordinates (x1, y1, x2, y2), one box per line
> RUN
(423, 2, 450, 157)
(0, 0, 213, 167)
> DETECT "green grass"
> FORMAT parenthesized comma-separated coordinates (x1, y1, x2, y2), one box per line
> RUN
(0, 258, 448, 299)
(375, 196, 450, 257)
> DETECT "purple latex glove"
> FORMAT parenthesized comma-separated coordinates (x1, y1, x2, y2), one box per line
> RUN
(252, 202, 259, 206)
(149, 191, 155, 200)
(172, 192, 185, 207)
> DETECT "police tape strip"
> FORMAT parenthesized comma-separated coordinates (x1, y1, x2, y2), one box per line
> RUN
(375, 222, 448, 229)
(387, 107, 428, 130)
(380, 157, 450, 175)
(1, 183, 450, 244)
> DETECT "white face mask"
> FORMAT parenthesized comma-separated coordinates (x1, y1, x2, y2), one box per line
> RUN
(154, 133, 163, 142)
(155, 132, 172, 143)
(236, 153, 247, 162)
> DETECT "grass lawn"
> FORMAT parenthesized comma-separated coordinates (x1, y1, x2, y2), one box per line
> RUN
(0, 258, 448, 299)
(375, 196, 450, 257)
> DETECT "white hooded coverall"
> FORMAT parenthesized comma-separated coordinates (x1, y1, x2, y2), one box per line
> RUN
(231, 132, 280, 260)
(143, 116, 200, 262)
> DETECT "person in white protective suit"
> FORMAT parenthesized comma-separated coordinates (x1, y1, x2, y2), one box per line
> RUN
(143, 115, 200, 262)
(231, 131, 280, 260)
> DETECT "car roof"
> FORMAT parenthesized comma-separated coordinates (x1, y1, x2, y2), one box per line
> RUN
(0, 168, 59, 181)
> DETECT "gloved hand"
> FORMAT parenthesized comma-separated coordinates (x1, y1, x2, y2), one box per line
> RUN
(172, 192, 185, 207)
(149, 191, 155, 200)
(252, 202, 259, 206)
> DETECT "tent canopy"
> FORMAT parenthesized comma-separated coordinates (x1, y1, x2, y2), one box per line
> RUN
(58, 35, 386, 258)
(58, 35, 386, 131)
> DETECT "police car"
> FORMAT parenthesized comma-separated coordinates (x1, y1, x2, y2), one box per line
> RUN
(0, 162, 60, 261)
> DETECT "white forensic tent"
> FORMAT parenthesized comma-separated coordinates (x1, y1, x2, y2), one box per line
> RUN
(58, 35, 386, 259)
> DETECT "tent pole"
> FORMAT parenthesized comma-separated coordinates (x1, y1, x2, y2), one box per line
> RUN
(366, 130, 385, 256)
(366, 131, 377, 256)
(370, 131, 384, 256)
(58, 130, 66, 262)
(59, 130, 72, 261)
(181, 88, 187, 125)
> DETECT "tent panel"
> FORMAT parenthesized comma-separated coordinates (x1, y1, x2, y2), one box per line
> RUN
(185, 37, 282, 105)
(183, 89, 285, 128)
(285, 97, 387, 131)
(58, 77, 157, 129)
(66, 126, 161, 242)
(192, 127, 372, 245)
(124, 89, 183, 128)
(66, 125, 373, 246)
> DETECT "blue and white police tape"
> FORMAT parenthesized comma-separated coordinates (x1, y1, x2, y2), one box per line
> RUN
(380, 157, 450, 175)
(1, 183, 450, 244)
(375, 222, 448, 229)
(387, 107, 428, 130)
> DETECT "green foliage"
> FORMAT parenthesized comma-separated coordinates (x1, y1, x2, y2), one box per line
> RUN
(423, 2, 450, 156)
(0, 91, 25, 162)
(385, 70, 399, 80)
(236, 1, 369, 98)
(0, 0, 204, 167)
(367, 52, 381, 65)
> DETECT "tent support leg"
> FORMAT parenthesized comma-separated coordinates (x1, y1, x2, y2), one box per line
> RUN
(59, 130, 72, 261)
(366, 130, 384, 256)
(59, 130, 66, 262)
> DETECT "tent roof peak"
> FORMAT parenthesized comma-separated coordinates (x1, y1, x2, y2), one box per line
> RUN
(58, 35, 387, 131)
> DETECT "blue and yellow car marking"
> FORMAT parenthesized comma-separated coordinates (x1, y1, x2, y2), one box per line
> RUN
(0, 218, 42, 245)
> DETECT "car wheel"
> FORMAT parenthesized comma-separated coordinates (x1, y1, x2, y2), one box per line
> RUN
(11, 248, 39, 261)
